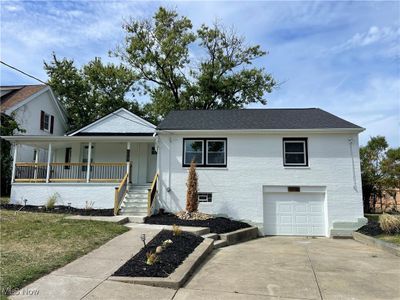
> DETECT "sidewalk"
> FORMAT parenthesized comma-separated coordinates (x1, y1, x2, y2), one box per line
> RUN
(10, 225, 175, 300)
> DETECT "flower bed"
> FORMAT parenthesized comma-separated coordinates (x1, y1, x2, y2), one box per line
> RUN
(113, 230, 203, 277)
(144, 212, 251, 234)
(0, 204, 113, 216)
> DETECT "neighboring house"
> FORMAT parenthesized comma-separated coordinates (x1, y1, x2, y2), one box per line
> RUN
(2, 107, 367, 237)
(1, 85, 68, 162)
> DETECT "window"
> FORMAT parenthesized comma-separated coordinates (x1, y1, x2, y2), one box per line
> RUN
(283, 138, 308, 166)
(198, 193, 212, 203)
(43, 113, 50, 131)
(183, 138, 227, 167)
(40, 111, 54, 133)
(64, 147, 72, 169)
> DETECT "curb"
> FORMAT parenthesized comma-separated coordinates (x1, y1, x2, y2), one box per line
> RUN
(108, 237, 214, 289)
(219, 226, 259, 246)
(353, 232, 400, 257)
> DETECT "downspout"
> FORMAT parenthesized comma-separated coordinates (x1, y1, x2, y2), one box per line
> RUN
(348, 137, 358, 192)
(168, 136, 172, 192)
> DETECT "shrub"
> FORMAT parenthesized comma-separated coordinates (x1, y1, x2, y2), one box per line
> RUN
(85, 200, 95, 210)
(172, 224, 182, 236)
(379, 214, 400, 234)
(46, 193, 59, 209)
(186, 160, 198, 213)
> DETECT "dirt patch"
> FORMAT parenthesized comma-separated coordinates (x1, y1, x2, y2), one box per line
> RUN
(145, 212, 251, 234)
(0, 204, 113, 216)
(113, 230, 203, 277)
(357, 220, 384, 236)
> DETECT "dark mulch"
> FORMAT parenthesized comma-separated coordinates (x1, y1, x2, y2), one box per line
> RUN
(144, 212, 251, 234)
(113, 230, 203, 277)
(357, 220, 384, 236)
(0, 204, 113, 216)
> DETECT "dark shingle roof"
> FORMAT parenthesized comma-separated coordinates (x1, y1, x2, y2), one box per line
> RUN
(1, 85, 47, 112)
(157, 108, 362, 130)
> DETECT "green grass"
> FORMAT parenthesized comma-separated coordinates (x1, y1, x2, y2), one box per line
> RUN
(376, 234, 400, 245)
(0, 210, 128, 298)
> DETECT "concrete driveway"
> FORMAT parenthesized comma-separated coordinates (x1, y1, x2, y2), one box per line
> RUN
(175, 237, 400, 300)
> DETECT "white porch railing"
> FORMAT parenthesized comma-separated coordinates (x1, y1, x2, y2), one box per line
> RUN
(14, 162, 128, 183)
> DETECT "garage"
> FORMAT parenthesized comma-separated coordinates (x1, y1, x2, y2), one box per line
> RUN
(263, 191, 326, 236)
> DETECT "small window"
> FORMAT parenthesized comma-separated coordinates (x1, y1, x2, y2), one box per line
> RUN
(64, 147, 72, 169)
(43, 113, 50, 131)
(206, 140, 226, 165)
(283, 138, 308, 166)
(183, 139, 204, 165)
(198, 193, 212, 203)
(151, 146, 157, 155)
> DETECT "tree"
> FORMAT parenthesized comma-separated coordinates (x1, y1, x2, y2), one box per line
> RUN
(0, 113, 25, 196)
(114, 7, 276, 120)
(44, 54, 141, 130)
(186, 160, 198, 213)
(360, 136, 399, 212)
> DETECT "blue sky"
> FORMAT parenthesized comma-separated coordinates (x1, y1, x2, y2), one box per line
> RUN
(1, 1, 399, 146)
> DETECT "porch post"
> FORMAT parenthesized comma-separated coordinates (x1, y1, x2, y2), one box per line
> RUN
(86, 142, 92, 183)
(33, 148, 39, 180)
(46, 143, 52, 183)
(11, 143, 18, 183)
(126, 142, 131, 184)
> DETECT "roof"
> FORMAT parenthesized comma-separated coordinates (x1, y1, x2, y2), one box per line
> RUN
(157, 108, 363, 131)
(0, 85, 47, 112)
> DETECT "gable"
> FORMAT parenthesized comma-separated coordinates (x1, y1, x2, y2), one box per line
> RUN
(69, 108, 155, 136)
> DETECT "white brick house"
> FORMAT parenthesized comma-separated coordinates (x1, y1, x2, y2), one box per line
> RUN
(3, 107, 367, 237)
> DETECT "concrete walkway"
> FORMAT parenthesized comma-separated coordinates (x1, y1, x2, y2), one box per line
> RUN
(10, 232, 400, 300)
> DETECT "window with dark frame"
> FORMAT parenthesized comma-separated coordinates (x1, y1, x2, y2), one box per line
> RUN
(183, 138, 227, 167)
(43, 113, 50, 131)
(283, 138, 308, 166)
(198, 193, 212, 202)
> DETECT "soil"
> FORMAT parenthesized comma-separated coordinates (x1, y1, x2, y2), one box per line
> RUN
(0, 204, 113, 216)
(144, 212, 251, 234)
(357, 220, 384, 236)
(113, 230, 203, 277)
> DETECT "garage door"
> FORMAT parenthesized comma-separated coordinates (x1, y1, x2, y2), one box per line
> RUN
(263, 192, 326, 236)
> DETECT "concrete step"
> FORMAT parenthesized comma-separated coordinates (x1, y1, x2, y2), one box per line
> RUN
(330, 228, 354, 238)
(127, 216, 146, 223)
(214, 240, 228, 249)
(202, 233, 219, 240)
(122, 202, 147, 208)
(121, 206, 148, 212)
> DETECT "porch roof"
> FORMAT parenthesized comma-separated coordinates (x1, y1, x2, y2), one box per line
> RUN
(1, 134, 155, 149)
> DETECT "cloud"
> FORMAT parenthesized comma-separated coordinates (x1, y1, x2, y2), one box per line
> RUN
(331, 25, 400, 55)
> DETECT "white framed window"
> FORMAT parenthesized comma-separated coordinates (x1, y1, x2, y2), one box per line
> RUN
(206, 140, 226, 165)
(43, 113, 50, 131)
(183, 139, 204, 165)
(283, 138, 308, 166)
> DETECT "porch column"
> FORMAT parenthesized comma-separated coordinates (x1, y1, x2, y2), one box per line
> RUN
(126, 142, 131, 184)
(46, 143, 52, 183)
(86, 142, 92, 183)
(33, 148, 39, 180)
(11, 143, 18, 183)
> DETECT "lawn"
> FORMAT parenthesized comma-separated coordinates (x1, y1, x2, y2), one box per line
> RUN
(0, 210, 129, 299)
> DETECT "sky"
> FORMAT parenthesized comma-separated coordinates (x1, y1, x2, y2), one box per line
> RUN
(1, 1, 399, 147)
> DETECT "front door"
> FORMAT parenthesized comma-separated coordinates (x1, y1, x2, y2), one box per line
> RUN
(147, 144, 157, 182)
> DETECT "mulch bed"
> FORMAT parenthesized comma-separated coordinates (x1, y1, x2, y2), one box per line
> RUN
(113, 230, 203, 277)
(0, 204, 113, 216)
(144, 212, 251, 234)
(357, 220, 384, 237)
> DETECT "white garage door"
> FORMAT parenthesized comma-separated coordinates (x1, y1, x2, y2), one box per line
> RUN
(263, 192, 326, 236)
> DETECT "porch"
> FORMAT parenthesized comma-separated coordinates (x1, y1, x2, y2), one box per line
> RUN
(6, 136, 158, 214)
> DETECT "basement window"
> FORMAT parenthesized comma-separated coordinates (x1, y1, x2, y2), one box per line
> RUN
(198, 193, 212, 203)
(283, 138, 308, 167)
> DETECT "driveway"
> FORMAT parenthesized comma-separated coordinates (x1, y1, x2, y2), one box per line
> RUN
(175, 237, 400, 300)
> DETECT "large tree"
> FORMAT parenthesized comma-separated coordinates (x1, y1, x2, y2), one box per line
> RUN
(114, 7, 276, 120)
(44, 55, 141, 130)
(360, 136, 400, 212)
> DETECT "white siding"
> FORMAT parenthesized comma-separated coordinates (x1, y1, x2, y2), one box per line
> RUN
(157, 132, 364, 233)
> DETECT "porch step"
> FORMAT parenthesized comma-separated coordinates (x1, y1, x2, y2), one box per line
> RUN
(119, 184, 150, 217)
(120, 207, 148, 214)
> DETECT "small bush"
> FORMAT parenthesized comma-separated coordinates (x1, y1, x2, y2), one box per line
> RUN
(85, 200, 95, 210)
(0, 197, 10, 205)
(379, 214, 400, 234)
(46, 193, 59, 209)
(146, 251, 159, 265)
(172, 224, 182, 236)
(186, 160, 198, 213)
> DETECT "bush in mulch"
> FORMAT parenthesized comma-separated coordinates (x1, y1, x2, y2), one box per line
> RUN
(144, 212, 251, 234)
(0, 204, 113, 216)
(113, 230, 203, 277)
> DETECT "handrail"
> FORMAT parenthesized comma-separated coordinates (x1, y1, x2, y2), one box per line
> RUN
(147, 173, 158, 216)
(114, 173, 129, 216)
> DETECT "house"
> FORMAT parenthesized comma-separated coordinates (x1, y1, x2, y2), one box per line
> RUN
(1, 84, 68, 162)
(3, 107, 367, 237)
